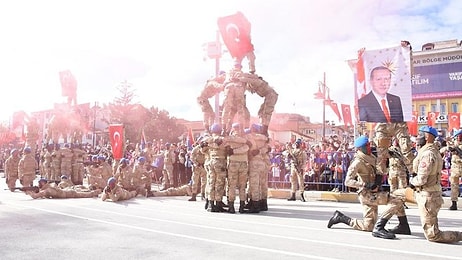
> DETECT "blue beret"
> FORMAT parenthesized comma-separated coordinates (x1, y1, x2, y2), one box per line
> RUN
(107, 177, 116, 185)
(453, 129, 462, 138)
(419, 126, 438, 137)
(354, 136, 369, 148)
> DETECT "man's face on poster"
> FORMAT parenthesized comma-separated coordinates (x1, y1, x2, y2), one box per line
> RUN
(370, 68, 392, 97)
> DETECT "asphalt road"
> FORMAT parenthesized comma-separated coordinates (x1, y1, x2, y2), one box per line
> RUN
(1, 178, 461, 260)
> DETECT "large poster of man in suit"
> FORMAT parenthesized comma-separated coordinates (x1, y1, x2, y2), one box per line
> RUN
(355, 44, 412, 123)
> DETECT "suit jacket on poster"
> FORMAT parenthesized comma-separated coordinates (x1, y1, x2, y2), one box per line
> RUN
(358, 91, 404, 123)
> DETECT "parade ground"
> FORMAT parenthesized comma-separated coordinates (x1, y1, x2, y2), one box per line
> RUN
(1, 176, 461, 260)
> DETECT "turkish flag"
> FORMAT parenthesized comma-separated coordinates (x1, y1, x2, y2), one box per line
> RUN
(217, 12, 254, 59)
(407, 111, 418, 136)
(356, 48, 366, 98)
(328, 102, 342, 122)
(448, 112, 460, 132)
(341, 104, 353, 127)
(109, 124, 124, 160)
(186, 128, 195, 151)
(427, 112, 439, 127)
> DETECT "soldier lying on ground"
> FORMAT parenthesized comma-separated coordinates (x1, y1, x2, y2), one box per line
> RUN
(26, 178, 101, 199)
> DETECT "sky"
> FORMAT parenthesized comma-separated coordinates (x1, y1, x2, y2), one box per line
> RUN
(1, 0, 461, 126)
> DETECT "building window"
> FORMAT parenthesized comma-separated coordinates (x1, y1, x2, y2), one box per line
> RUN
(451, 102, 459, 113)
(440, 103, 446, 115)
(419, 105, 426, 116)
(431, 104, 437, 112)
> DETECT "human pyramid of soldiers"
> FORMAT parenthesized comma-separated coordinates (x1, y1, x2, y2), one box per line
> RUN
(3, 50, 280, 215)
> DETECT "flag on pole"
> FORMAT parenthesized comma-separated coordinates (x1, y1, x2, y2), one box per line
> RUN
(217, 11, 254, 59)
(407, 111, 418, 136)
(448, 112, 460, 133)
(109, 124, 124, 160)
(356, 48, 366, 99)
(186, 128, 195, 151)
(341, 104, 353, 127)
(328, 102, 342, 122)
(427, 112, 439, 127)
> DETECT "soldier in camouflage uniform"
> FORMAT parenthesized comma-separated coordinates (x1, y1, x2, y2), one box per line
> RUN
(113, 158, 133, 190)
(387, 138, 408, 193)
(5, 149, 21, 191)
(221, 67, 247, 136)
(49, 145, 61, 184)
(18, 147, 38, 187)
(71, 144, 86, 185)
(197, 71, 226, 132)
(410, 126, 462, 242)
(131, 156, 152, 196)
(59, 143, 73, 179)
(149, 184, 192, 197)
(201, 123, 228, 212)
(188, 142, 207, 201)
(374, 122, 415, 181)
(440, 129, 462, 210)
(102, 177, 137, 202)
(27, 178, 100, 199)
(239, 73, 278, 136)
(162, 143, 176, 190)
(287, 139, 308, 202)
(223, 123, 250, 213)
(328, 136, 409, 240)
(246, 123, 271, 212)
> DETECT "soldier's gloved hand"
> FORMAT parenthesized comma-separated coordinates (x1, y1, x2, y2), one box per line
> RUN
(200, 141, 208, 148)
(408, 183, 416, 190)
(409, 172, 417, 178)
(364, 183, 378, 190)
(215, 138, 223, 146)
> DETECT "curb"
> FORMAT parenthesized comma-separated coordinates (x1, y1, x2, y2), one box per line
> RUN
(268, 188, 462, 208)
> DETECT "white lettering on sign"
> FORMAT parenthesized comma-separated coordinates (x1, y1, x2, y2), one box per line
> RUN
(449, 72, 462, 80)
(417, 115, 448, 124)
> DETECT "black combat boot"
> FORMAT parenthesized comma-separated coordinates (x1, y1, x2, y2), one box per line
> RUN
(228, 201, 235, 214)
(287, 192, 296, 201)
(217, 200, 228, 208)
(300, 191, 306, 202)
(247, 200, 260, 213)
(388, 216, 411, 235)
(188, 193, 197, 201)
(201, 193, 205, 200)
(260, 199, 268, 211)
(239, 201, 246, 213)
(449, 201, 458, 210)
(214, 201, 226, 212)
(327, 210, 352, 228)
(372, 218, 396, 239)
(204, 198, 210, 210)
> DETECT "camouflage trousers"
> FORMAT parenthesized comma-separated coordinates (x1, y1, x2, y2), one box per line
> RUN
(415, 191, 462, 243)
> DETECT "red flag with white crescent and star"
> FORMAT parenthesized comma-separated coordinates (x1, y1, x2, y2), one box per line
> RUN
(448, 112, 460, 132)
(341, 104, 353, 127)
(427, 112, 439, 127)
(217, 12, 254, 59)
(109, 124, 124, 160)
(407, 111, 418, 136)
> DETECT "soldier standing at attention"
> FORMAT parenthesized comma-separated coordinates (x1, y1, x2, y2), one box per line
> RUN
(5, 149, 21, 191)
(189, 141, 207, 201)
(287, 139, 307, 202)
(440, 129, 462, 210)
(18, 147, 38, 187)
(410, 126, 462, 243)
